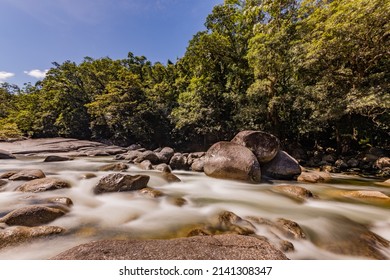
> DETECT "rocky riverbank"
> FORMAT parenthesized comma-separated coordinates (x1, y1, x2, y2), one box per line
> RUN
(0, 133, 389, 260)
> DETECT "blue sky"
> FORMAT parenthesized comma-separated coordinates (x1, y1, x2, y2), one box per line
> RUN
(0, 0, 223, 86)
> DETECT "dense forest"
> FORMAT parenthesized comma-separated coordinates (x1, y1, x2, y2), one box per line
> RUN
(1, 0, 389, 152)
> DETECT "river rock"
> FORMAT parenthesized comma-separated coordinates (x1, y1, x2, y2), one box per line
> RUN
(0, 171, 17, 179)
(377, 179, 390, 187)
(191, 158, 205, 172)
(297, 171, 332, 183)
(138, 187, 164, 198)
(156, 147, 175, 164)
(161, 170, 181, 183)
(334, 159, 348, 171)
(85, 150, 110, 156)
(347, 158, 359, 168)
(51, 234, 288, 260)
(0, 179, 7, 187)
(213, 211, 256, 235)
(0, 205, 67, 227)
(8, 169, 46, 181)
(0, 226, 65, 250)
(44, 197, 74, 207)
(204, 141, 261, 183)
(99, 162, 129, 171)
(93, 173, 149, 194)
(375, 157, 390, 169)
(43, 155, 73, 162)
(169, 153, 189, 170)
(134, 151, 160, 164)
(187, 152, 205, 166)
(138, 160, 153, 170)
(271, 185, 316, 202)
(15, 178, 71, 192)
(274, 218, 307, 239)
(247, 217, 306, 240)
(261, 151, 301, 180)
(0, 149, 16, 159)
(231, 130, 280, 164)
(154, 163, 171, 172)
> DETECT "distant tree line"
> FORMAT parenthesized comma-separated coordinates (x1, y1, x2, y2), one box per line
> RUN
(1, 0, 389, 152)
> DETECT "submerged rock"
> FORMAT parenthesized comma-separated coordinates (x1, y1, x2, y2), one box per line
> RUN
(0, 149, 16, 159)
(15, 178, 71, 193)
(0, 205, 67, 227)
(308, 217, 390, 259)
(272, 185, 316, 202)
(51, 234, 288, 260)
(231, 130, 280, 164)
(43, 155, 73, 162)
(204, 141, 261, 183)
(0, 226, 65, 250)
(93, 173, 149, 194)
(138, 187, 164, 198)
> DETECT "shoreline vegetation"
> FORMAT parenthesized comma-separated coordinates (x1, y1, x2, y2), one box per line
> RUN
(0, 0, 389, 156)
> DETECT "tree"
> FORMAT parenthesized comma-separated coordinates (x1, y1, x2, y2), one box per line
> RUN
(296, 0, 390, 149)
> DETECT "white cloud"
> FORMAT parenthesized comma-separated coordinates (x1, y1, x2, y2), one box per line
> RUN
(0, 71, 15, 82)
(24, 69, 49, 79)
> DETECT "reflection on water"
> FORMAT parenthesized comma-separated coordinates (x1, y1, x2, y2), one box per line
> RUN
(0, 157, 389, 259)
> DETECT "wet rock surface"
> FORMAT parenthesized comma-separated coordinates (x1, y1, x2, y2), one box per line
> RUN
(93, 173, 149, 194)
(8, 169, 46, 181)
(261, 151, 301, 180)
(51, 234, 289, 260)
(0, 226, 65, 250)
(271, 185, 316, 202)
(0, 205, 67, 227)
(15, 178, 71, 193)
(43, 155, 73, 162)
(204, 141, 261, 183)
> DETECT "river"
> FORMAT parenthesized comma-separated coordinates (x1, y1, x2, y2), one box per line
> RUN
(0, 156, 389, 259)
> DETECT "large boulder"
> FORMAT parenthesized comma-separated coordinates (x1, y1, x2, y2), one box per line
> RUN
(15, 178, 71, 192)
(231, 130, 280, 164)
(93, 173, 149, 194)
(261, 151, 301, 180)
(0, 226, 65, 250)
(204, 141, 261, 183)
(51, 234, 288, 260)
(0, 149, 16, 159)
(0, 205, 67, 227)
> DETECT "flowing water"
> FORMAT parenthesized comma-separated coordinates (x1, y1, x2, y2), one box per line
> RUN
(0, 156, 389, 260)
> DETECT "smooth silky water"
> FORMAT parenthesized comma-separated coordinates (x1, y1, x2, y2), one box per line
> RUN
(0, 157, 389, 259)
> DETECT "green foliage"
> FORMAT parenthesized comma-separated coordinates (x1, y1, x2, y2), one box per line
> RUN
(3, 0, 389, 150)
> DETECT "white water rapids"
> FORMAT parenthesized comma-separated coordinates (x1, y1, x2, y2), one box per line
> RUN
(0, 156, 389, 259)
